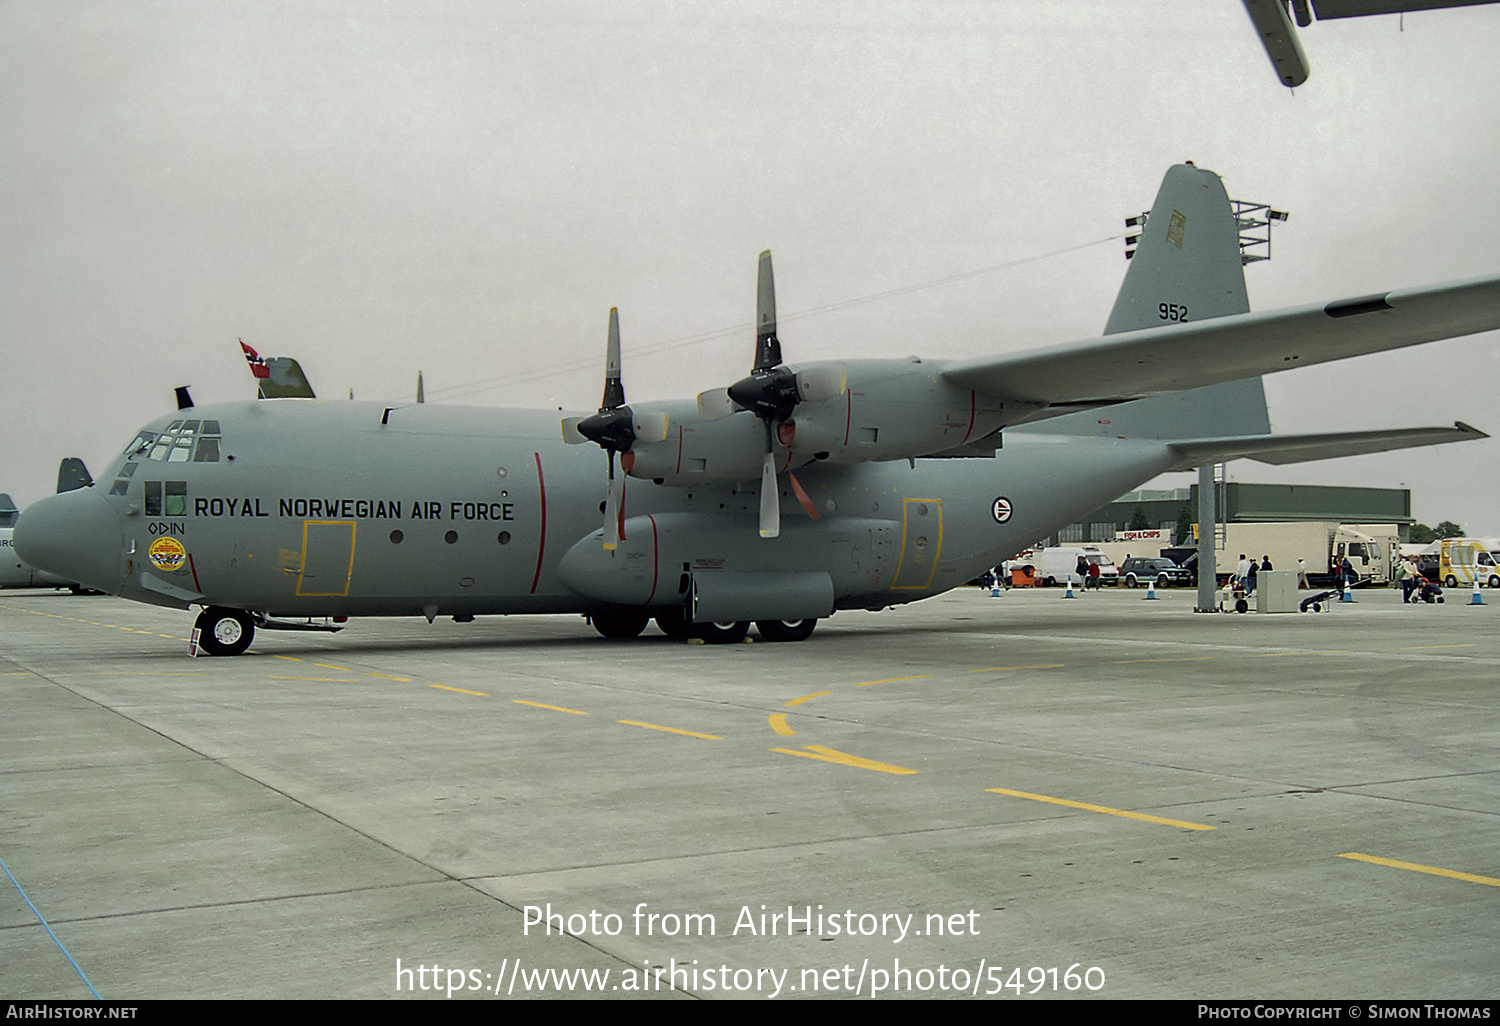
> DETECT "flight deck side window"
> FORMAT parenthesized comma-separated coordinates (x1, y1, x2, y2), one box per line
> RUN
(109, 463, 139, 497)
(145, 481, 161, 516)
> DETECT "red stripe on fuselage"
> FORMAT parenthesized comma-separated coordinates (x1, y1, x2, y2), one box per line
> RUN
(530, 452, 547, 594)
(645, 514, 660, 604)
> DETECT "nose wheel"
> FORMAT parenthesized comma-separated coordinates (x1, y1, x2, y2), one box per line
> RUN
(195, 607, 255, 656)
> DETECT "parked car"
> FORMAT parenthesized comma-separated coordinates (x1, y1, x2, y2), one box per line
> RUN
(1119, 556, 1194, 588)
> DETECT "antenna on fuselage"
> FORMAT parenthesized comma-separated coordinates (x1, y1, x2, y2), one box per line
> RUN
(175, 386, 194, 410)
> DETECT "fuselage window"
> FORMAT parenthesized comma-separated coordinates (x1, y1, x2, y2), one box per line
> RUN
(145, 481, 188, 516)
(193, 437, 220, 462)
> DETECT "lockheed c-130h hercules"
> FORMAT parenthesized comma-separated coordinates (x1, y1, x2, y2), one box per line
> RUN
(14, 164, 1498, 654)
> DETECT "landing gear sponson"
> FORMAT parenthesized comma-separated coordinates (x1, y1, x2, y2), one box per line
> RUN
(588, 606, 817, 643)
(191, 605, 816, 653)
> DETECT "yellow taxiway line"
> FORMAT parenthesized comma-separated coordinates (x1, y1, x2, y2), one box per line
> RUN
(986, 786, 1215, 831)
(1338, 852, 1500, 887)
(513, 699, 588, 716)
(618, 720, 722, 741)
(770, 745, 916, 775)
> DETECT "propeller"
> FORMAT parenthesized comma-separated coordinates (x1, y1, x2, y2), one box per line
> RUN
(576, 309, 635, 550)
(727, 251, 803, 538)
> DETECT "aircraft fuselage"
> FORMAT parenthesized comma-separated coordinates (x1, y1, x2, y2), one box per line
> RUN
(16, 399, 1180, 628)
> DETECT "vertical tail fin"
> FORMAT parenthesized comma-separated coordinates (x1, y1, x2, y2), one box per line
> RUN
(1024, 163, 1270, 439)
(1106, 163, 1250, 334)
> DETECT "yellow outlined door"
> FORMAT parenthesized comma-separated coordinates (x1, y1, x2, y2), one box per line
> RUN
(296, 520, 356, 597)
(890, 499, 943, 590)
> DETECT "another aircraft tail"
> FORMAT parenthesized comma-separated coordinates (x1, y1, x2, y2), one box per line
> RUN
(1023, 163, 1271, 439)
(56, 458, 93, 493)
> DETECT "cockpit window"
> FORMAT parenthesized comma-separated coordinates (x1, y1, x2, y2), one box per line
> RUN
(131, 421, 222, 464)
(124, 431, 158, 456)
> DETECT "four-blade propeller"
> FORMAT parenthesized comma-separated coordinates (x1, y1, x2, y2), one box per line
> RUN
(726, 251, 800, 538)
(574, 252, 822, 545)
(575, 308, 634, 550)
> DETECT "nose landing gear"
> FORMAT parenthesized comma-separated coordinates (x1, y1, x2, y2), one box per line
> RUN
(194, 606, 254, 656)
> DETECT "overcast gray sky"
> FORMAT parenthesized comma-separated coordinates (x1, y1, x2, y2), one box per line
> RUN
(3, 1, 1498, 532)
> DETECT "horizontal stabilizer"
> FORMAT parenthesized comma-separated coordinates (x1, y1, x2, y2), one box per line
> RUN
(1165, 421, 1487, 471)
(944, 275, 1500, 409)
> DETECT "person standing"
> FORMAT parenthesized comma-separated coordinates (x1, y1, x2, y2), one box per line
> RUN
(1297, 558, 1309, 589)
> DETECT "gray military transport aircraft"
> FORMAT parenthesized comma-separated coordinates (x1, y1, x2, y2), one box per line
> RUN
(13, 164, 1498, 653)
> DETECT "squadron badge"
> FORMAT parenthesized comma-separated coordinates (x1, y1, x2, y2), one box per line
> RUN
(148, 536, 188, 572)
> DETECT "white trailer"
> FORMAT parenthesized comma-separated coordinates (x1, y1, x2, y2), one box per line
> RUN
(1211, 522, 1399, 586)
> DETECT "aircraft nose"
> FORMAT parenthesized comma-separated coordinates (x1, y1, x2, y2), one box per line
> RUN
(14, 488, 123, 593)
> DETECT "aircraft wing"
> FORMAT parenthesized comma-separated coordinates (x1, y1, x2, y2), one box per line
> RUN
(942, 275, 1500, 409)
(1163, 421, 1487, 472)
(1305, 1, 1497, 19)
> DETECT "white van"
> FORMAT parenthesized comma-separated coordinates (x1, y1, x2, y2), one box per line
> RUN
(1037, 546, 1119, 587)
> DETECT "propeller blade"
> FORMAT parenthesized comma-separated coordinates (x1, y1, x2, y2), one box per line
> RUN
(755, 250, 780, 371)
(696, 387, 737, 420)
(603, 453, 620, 551)
(617, 473, 627, 542)
(795, 363, 846, 402)
(759, 448, 780, 539)
(601, 307, 625, 410)
(787, 469, 821, 521)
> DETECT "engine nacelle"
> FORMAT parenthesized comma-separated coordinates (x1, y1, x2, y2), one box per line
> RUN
(621, 399, 768, 485)
(779, 359, 1008, 465)
(617, 359, 1009, 487)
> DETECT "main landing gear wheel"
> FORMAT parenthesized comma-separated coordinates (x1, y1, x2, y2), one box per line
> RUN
(691, 620, 750, 644)
(590, 607, 650, 639)
(195, 607, 254, 656)
(755, 618, 817, 643)
(654, 607, 691, 639)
